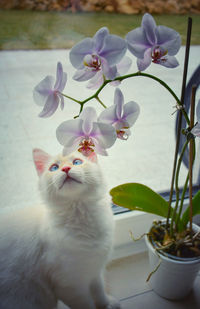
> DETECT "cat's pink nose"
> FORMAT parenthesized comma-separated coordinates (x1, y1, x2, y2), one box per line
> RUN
(62, 166, 71, 174)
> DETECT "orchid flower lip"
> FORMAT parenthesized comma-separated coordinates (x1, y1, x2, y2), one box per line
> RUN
(83, 54, 102, 71)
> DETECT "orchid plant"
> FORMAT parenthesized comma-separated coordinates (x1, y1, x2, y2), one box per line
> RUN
(33, 13, 200, 255)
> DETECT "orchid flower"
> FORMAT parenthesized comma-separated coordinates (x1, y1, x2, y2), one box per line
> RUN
(126, 13, 181, 71)
(98, 88, 140, 140)
(69, 27, 127, 86)
(56, 107, 117, 156)
(33, 62, 67, 117)
(191, 100, 200, 137)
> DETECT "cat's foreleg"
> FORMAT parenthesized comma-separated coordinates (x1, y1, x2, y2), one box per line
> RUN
(90, 275, 121, 309)
(57, 287, 96, 309)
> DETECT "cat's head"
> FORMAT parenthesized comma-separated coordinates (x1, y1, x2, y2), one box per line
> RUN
(33, 149, 104, 202)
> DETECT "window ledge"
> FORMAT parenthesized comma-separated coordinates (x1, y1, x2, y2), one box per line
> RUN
(112, 211, 162, 260)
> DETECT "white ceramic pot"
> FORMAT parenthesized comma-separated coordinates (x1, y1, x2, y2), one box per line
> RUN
(145, 223, 200, 300)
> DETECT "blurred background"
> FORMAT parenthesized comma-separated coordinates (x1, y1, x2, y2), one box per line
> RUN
(0, 0, 200, 50)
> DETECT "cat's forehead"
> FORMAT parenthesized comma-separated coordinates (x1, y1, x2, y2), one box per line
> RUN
(53, 152, 84, 164)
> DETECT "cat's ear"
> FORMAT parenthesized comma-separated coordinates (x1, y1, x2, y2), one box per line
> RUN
(33, 148, 51, 176)
(87, 152, 98, 163)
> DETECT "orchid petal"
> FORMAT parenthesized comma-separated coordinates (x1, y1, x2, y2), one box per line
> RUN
(92, 139, 108, 156)
(93, 27, 109, 53)
(38, 93, 59, 118)
(156, 26, 181, 56)
(63, 137, 83, 155)
(142, 13, 157, 45)
(196, 100, 200, 121)
(69, 38, 95, 69)
(33, 76, 54, 106)
(80, 107, 97, 136)
(87, 71, 104, 89)
(98, 104, 117, 124)
(159, 55, 179, 68)
(191, 123, 200, 137)
(59, 94, 64, 110)
(116, 56, 132, 75)
(137, 48, 152, 71)
(101, 58, 117, 80)
(114, 88, 124, 119)
(99, 34, 127, 66)
(73, 69, 96, 82)
(59, 72, 67, 92)
(56, 118, 83, 146)
(54, 62, 63, 90)
(92, 122, 117, 149)
(126, 27, 151, 59)
(123, 101, 140, 127)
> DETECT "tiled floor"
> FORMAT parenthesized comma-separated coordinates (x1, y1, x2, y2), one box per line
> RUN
(106, 252, 200, 309)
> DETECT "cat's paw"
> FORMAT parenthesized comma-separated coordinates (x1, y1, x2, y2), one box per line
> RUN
(105, 295, 121, 309)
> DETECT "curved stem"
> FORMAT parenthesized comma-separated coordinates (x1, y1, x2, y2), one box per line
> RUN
(115, 72, 190, 125)
(115, 71, 178, 98)
(61, 72, 190, 125)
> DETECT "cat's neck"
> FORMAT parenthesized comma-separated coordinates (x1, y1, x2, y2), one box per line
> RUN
(43, 192, 107, 229)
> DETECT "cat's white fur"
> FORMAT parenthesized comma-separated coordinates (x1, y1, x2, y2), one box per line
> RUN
(0, 149, 120, 309)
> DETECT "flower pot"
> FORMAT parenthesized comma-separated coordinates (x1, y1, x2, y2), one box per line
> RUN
(145, 223, 200, 300)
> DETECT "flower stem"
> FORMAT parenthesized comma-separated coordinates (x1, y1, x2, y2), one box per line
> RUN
(60, 92, 82, 105)
(176, 173, 189, 230)
(170, 139, 189, 236)
(95, 96, 107, 108)
(110, 72, 189, 125)
(189, 85, 197, 233)
(166, 17, 192, 230)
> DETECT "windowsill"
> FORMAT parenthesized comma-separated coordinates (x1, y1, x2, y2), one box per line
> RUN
(112, 211, 162, 260)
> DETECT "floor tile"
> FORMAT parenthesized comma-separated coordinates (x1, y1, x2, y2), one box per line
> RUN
(106, 252, 151, 300)
(121, 276, 200, 309)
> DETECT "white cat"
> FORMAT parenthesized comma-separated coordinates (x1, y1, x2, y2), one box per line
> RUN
(0, 149, 120, 309)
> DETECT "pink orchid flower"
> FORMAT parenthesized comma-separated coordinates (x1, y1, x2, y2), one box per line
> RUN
(98, 88, 140, 140)
(126, 13, 181, 71)
(69, 27, 127, 88)
(56, 107, 117, 156)
(33, 62, 67, 117)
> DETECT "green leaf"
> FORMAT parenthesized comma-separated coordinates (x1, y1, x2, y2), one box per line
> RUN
(181, 190, 200, 228)
(110, 183, 171, 218)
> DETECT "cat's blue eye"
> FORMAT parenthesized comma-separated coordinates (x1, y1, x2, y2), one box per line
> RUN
(73, 159, 83, 166)
(49, 164, 59, 172)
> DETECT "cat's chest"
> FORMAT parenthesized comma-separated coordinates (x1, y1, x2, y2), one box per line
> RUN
(43, 212, 113, 283)
(44, 199, 114, 257)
